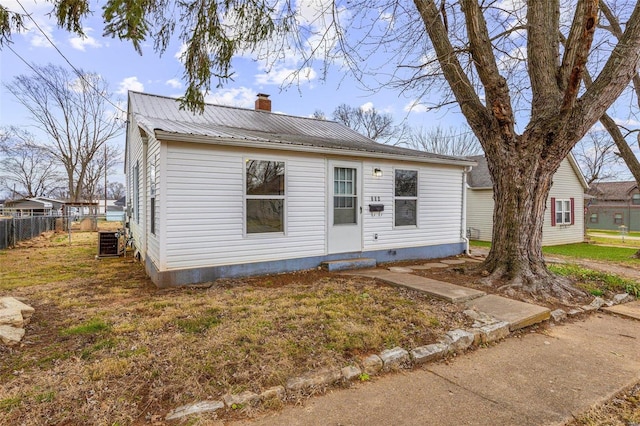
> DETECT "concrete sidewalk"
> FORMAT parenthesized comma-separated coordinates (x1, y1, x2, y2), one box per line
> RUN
(235, 314, 640, 426)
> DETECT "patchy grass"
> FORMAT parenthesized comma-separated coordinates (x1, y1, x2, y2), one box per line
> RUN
(549, 264, 640, 298)
(469, 240, 491, 248)
(567, 383, 640, 426)
(543, 243, 640, 263)
(587, 229, 640, 237)
(471, 240, 639, 264)
(0, 229, 468, 425)
(60, 318, 111, 336)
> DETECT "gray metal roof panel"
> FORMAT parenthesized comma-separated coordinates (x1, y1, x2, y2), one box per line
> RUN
(129, 92, 475, 164)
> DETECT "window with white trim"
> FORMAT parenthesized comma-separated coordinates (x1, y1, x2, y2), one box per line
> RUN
(394, 169, 418, 227)
(245, 159, 285, 234)
(555, 199, 572, 225)
(333, 167, 358, 225)
(632, 194, 640, 205)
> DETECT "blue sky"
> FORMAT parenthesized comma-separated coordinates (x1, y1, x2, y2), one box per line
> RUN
(0, 0, 469, 189)
(2, 0, 638, 190)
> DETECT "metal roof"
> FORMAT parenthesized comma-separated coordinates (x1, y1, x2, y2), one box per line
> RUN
(128, 92, 475, 166)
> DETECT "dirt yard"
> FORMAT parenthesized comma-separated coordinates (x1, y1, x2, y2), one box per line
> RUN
(1, 230, 472, 425)
(0, 229, 637, 425)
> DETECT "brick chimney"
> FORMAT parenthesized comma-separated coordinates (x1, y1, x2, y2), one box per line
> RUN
(255, 93, 271, 112)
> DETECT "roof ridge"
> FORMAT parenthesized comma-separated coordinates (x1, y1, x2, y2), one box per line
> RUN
(128, 90, 342, 125)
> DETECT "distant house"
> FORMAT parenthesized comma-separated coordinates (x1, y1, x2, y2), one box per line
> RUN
(125, 91, 476, 287)
(586, 181, 640, 231)
(466, 155, 588, 245)
(2, 197, 65, 216)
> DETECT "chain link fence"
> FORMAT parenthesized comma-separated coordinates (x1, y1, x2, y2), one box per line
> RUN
(0, 215, 110, 249)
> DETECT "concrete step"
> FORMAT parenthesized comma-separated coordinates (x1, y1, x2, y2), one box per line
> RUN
(322, 258, 377, 272)
(603, 300, 640, 321)
(350, 269, 486, 303)
(465, 294, 551, 331)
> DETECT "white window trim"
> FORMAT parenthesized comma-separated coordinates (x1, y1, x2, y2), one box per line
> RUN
(555, 199, 572, 225)
(393, 168, 418, 228)
(243, 158, 287, 237)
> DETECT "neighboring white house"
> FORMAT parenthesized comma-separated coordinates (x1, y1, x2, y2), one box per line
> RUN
(125, 91, 476, 287)
(466, 155, 588, 245)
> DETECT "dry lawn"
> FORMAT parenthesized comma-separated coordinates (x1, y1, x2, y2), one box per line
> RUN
(0, 227, 469, 424)
(567, 383, 640, 426)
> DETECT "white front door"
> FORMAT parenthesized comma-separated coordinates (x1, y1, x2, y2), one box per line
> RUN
(328, 161, 362, 253)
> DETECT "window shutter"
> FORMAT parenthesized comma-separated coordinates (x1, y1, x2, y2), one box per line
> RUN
(570, 197, 575, 225)
(551, 197, 556, 226)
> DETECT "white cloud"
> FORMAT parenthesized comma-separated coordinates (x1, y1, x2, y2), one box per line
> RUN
(203, 87, 256, 108)
(116, 77, 144, 95)
(403, 100, 430, 114)
(69, 29, 102, 51)
(255, 67, 317, 86)
(166, 78, 183, 89)
(174, 43, 187, 62)
(360, 102, 374, 112)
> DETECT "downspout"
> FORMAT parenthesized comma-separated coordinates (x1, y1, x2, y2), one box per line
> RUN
(461, 166, 471, 256)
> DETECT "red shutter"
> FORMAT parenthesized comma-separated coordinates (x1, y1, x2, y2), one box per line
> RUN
(570, 198, 575, 225)
(551, 197, 556, 226)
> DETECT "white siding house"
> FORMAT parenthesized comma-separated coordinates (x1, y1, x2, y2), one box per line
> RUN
(466, 155, 588, 246)
(126, 92, 476, 286)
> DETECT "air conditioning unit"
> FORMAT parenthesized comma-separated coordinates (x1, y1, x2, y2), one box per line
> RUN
(97, 231, 122, 257)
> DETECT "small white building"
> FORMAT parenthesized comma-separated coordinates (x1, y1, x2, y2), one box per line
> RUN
(466, 155, 588, 245)
(126, 92, 476, 286)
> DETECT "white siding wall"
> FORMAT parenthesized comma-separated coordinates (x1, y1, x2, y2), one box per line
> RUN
(543, 159, 585, 245)
(162, 143, 327, 270)
(145, 137, 161, 266)
(143, 141, 470, 272)
(127, 117, 146, 258)
(466, 189, 494, 242)
(362, 162, 465, 250)
(466, 158, 585, 245)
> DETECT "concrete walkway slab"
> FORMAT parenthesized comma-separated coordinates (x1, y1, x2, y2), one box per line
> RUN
(466, 294, 551, 331)
(234, 315, 640, 426)
(349, 269, 485, 303)
(603, 300, 640, 321)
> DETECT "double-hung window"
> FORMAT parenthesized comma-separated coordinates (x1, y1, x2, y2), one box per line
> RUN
(554, 199, 572, 225)
(394, 169, 418, 227)
(245, 160, 285, 234)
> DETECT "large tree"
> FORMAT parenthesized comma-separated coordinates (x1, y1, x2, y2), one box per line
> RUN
(3, 1, 640, 299)
(0, 127, 60, 198)
(4, 64, 122, 202)
(572, 130, 623, 185)
(591, 1, 640, 186)
(332, 104, 410, 146)
(408, 125, 481, 157)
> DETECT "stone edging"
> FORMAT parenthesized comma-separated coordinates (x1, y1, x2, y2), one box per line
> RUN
(165, 309, 511, 420)
(165, 291, 634, 421)
(0, 297, 34, 346)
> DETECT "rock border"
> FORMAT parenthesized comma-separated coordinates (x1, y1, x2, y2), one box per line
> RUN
(162, 292, 633, 421)
(0, 297, 34, 346)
